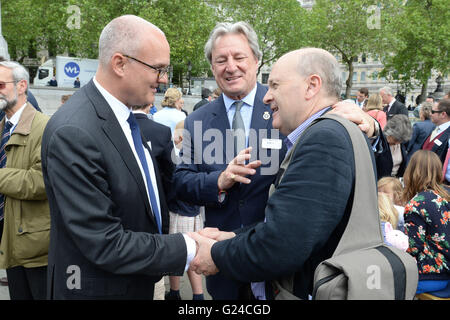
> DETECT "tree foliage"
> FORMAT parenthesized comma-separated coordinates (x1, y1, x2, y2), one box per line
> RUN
(305, 0, 403, 98)
(380, 0, 450, 101)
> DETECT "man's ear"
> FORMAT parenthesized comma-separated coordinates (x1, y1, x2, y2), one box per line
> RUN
(110, 53, 127, 77)
(305, 74, 322, 100)
(16, 79, 28, 96)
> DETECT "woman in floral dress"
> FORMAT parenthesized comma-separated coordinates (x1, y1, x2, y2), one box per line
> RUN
(402, 150, 450, 296)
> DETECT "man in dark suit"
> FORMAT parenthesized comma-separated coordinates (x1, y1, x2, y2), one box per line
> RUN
(380, 86, 408, 121)
(41, 15, 196, 300)
(189, 48, 377, 300)
(193, 88, 212, 112)
(422, 98, 450, 164)
(173, 21, 287, 300)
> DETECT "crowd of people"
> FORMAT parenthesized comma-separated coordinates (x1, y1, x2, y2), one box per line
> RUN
(0, 14, 449, 301)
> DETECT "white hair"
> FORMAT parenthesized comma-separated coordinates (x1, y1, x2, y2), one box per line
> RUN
(0, 61, 29, 92)
(204, 21, 262, 64)
(379, 86, 393, 96)
(296, 48, 342, 98)
(98, 15, 165, 66)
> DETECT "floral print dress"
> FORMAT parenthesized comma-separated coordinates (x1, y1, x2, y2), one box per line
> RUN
(403, 190, 450, 280)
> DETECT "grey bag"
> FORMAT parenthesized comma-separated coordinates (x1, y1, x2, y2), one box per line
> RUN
(272, 114, 418, 300)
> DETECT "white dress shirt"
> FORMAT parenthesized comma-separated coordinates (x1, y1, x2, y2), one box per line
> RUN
(93, 78, 195, 271)
(4, 103, 27, 134)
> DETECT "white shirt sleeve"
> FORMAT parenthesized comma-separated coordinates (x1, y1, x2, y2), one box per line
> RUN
(182, 233, 197, 272)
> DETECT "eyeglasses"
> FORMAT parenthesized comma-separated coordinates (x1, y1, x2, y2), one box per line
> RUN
(431, 109, 442, 114)
(0, 81, 17, 89)
(122, 54, 170, 80)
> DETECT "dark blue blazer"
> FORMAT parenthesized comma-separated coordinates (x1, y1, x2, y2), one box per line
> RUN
(174, 83, 287, 231)
(211, 118, 377, 299)
(406, 119, 435, 163)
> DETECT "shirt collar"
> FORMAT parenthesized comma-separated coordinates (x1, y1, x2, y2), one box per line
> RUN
(437, 120, 450, 133)
(5, 102, 27, 129)
(223, 84, 257, 111)
(93, 77, 131, 124)
(285, 107, 330, 152)
(389, 98, 396, 108)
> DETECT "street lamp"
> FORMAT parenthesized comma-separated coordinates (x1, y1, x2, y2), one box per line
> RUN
(187, 61, 192, 95)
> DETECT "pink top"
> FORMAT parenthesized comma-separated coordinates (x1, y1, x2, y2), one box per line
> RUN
(367, 110, 387, 129)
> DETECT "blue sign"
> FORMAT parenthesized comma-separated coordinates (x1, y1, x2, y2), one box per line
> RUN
(64, 62, 80, 78)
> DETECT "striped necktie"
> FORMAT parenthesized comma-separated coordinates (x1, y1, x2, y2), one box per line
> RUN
(232, 100, 245, 156)
(0, 121, 13, 221)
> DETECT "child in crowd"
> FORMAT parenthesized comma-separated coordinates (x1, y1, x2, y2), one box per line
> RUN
(378, 192, 409, 251)
(377, 177, 405, 230)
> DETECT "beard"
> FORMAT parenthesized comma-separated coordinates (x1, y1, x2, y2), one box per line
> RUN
(0, 93, 18, 111)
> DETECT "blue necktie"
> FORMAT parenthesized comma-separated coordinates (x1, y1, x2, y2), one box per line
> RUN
(0, 121, 13, 221)
(127, 113, 162, 234)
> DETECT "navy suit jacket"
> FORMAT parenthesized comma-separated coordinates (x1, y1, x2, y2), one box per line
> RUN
(384, 100, 408, 121)
(424, 126, 450, 164)
(41, 80, 187, 299)
(211, 118, 377, 299)
(406, 119, 435, 163)
(174, 83, 287, 231)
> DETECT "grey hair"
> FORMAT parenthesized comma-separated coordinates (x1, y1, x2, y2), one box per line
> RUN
(379, 86, 393, 96)
(296, 48, 342, 98)
(0, 61, 29, 93)
(204, 21, 262, 64)
(98, 15, 164, 66)
(384, 114, 412, 143)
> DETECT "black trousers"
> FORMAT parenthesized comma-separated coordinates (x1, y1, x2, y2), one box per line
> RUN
(6, 265, 47, 300)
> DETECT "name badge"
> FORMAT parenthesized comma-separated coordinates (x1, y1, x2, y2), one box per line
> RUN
(434, 139, 442, 147)
(262, 138, 282, 150)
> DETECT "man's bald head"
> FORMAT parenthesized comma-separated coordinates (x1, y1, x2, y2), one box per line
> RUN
(281, 48, 342, 99)
(98, 15, 165, 67)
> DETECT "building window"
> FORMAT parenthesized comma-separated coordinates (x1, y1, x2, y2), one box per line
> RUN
(361, 71, 366, 82)
(353, 72, 357, 82)
(262, 73, 269, 84)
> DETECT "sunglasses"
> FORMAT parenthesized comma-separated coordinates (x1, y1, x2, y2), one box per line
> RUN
(431, 109, 442, 114)
(0, 81, 17, 89)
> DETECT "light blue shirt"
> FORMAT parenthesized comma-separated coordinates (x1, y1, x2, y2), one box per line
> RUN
(223, 85, 257, 148)
(153, 107, 186, 136)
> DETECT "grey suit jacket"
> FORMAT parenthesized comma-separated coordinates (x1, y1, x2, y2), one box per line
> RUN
(41, 80, 186, 299)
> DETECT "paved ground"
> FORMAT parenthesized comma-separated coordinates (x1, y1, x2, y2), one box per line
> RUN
(0, 269, 210, 300)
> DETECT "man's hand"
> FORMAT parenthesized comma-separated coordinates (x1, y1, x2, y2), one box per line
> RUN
(189, 232, 219, 276)
(198, 227, 236, 242)
(330, 101, 376, 137)
(217, 147, 262, 191)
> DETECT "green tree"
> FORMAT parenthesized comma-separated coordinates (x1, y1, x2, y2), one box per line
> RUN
(215, 0, 307, 75)
(380, 0, 450, 103)
(306, 0, 403, 98)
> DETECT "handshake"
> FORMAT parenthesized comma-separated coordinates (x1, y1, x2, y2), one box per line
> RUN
(187, 228, 236, 276)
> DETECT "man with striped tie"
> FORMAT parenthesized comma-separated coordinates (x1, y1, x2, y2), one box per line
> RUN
(0, 61, 50, 299)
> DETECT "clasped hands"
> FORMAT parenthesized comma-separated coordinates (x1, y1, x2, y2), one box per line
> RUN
(188, 228, 235, 276)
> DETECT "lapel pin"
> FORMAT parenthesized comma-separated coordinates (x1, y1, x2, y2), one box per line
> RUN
(263, 111, 270, 120)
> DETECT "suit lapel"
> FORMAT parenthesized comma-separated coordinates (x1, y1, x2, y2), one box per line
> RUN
(84, 81, 152, 215)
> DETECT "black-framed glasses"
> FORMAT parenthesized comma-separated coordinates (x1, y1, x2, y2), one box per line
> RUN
(0, 81, 17, 89)
(122, 54, 170, 80)
(431, 109, 442, 114)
